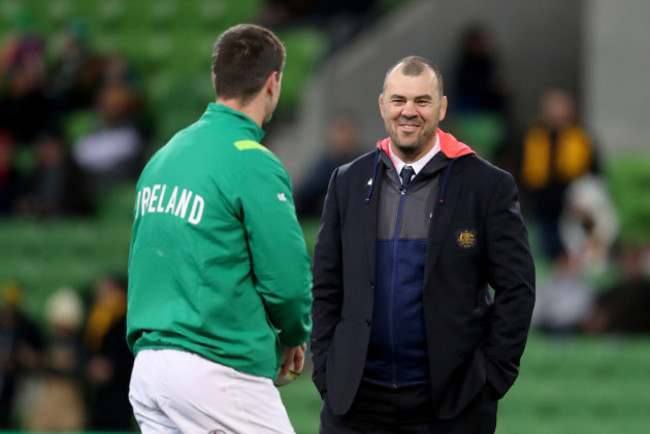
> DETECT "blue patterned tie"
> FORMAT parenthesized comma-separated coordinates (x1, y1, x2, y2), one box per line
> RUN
(400, 165, 415, 190)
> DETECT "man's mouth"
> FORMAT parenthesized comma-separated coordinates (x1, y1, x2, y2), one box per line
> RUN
(398, 123, 421, 132)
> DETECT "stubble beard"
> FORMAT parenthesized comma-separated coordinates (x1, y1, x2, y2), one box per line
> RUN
(389, 121, 438, 160)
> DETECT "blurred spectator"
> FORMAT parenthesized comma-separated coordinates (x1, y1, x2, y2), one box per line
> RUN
(559, 174, 619, 272)
(73, 81, 145, 193)
(0, 34, 53, 145)
(0, 281, 43, 429)
(294, 113, 362, 217)
(0, 130, 22, 215)
(531, 250, 595, 335)
(520, 89, 598, 259)
(101, 53, 153, 145)
(314, 0, 377, 50)
(102, 52, 141, 89)
(260, 0, 376, 49)
(260, 0, 317, 28)
(27, 288, 86, 431)
(16, 128, 94, 219)
(584, 246, 650, 334)
(448, 24, 511, 165)
(83, 274, 133, 430)
(261, 0, 375, 26)
(453, 24, 508, 114)
(48, 20, 105, 114)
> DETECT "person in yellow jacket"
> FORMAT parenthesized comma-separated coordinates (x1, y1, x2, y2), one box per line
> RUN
(520, 89, 597, 259)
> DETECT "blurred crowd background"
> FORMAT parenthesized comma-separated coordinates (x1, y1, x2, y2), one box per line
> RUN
(1, 0, 649, 432)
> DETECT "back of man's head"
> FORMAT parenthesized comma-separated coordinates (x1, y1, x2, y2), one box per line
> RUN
(212, 24, 286, 106)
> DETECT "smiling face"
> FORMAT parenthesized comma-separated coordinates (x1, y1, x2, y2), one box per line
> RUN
(379, 63, 447, 163)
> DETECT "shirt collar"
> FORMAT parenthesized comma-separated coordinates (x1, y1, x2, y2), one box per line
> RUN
(389, 134, 441, 176)
(206, 103, 266, 142)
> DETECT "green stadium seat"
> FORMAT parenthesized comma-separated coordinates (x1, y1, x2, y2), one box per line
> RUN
(48, 0, 75, 24)
(98, 0, 126, 25)
(218, 0, 264, 27)
(606, 154, 650, 246)
(65, 109, 97, 145)
(147, 70, 175, 105)
(0, 1, 16, 20)
(150, 0, 178, 25)
(275, 27, 329, 114)
(198, 0, 229, 27)
(448, 111, 507, 162)
(98, 182, 136, 222)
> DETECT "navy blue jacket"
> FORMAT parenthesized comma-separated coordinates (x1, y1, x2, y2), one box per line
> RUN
(363, 149, 449, 388)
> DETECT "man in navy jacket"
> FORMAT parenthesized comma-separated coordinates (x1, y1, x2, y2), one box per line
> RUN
(311, 56, 535, 433)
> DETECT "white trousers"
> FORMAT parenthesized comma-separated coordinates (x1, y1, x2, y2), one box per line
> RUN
(129, 349, 295, 433)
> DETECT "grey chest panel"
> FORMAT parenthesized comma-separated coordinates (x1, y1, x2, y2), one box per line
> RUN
(376, 169, 441, 240)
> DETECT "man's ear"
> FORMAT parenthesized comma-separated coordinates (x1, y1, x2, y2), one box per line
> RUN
(211, 71, 216, 90)
(439, 96, 448, 122)
(266, 71, 281, 96)
(378, 94, 385, 119)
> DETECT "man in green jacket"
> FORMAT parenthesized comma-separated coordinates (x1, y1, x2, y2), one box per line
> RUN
(127, 24, 312, 433)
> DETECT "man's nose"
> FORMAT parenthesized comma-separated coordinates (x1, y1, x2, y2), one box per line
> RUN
(401, 101, 417, 117)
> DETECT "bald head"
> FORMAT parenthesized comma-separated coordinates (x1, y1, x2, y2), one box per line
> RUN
(383, 56, 444, 98)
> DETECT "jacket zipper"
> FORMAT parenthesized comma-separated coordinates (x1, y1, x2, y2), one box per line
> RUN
(389, 183, 408, 388)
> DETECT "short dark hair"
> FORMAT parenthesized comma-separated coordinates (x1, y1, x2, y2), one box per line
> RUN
(383, 56, 444, 97)
(212, 24, 286, 105)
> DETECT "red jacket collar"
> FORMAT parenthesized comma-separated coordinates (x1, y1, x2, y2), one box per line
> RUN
(376, 128, 476, 159)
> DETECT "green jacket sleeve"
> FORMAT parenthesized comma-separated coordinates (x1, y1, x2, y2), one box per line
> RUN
(236, 150, 313, 347)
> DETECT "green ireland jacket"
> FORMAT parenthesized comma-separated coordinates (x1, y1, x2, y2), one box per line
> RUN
(126, 103, 312, 379)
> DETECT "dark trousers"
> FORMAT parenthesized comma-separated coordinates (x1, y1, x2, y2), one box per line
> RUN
(320, 381, 497, 434)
